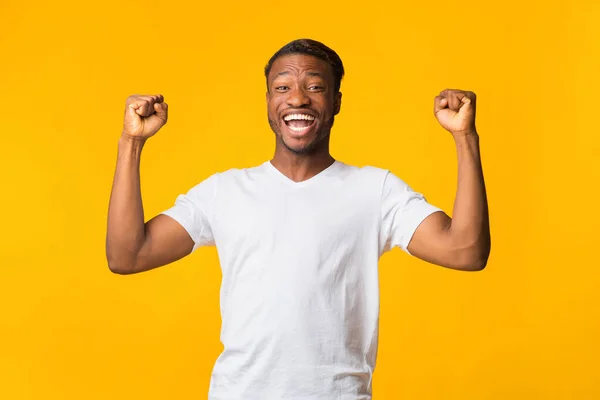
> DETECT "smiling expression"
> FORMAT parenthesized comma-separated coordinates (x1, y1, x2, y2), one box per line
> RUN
(266, 54, 342, 155)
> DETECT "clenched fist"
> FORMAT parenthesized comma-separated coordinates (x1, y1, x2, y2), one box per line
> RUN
(122, 94, 168, 140)
(434, 89, 476, 137)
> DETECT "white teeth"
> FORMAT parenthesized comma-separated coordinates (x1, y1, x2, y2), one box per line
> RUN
(288, 125, 310, 132)
(283, 114, 315, 121)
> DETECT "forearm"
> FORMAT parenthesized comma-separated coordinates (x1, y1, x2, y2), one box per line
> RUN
(448, 132, 490, 266)
(106, 136, 148, 271)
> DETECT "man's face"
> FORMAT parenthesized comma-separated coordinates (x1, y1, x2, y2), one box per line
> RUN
(266, 54, 341, 155)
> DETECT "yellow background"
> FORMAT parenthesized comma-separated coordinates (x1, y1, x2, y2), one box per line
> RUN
(1, 0, 598, 398)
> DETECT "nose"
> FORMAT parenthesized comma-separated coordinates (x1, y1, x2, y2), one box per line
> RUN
(286, 87, 310, 108)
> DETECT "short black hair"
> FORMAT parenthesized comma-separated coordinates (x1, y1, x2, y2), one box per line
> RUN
(264, 38, 345, 93)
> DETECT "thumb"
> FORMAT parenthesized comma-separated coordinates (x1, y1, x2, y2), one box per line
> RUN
(460, 95, 472, 105)
(457, 95, 476, 121)
(434, 96, 448, 114)
(127, 103, 141, 119)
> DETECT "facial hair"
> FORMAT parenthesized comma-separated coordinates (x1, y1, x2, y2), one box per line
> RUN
(268, 115, 335, 155)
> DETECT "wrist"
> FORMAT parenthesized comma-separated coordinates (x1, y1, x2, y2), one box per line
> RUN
(120, 133, 146, 146)
(451, 129, 479, 140)
(118, 134, 146, 155)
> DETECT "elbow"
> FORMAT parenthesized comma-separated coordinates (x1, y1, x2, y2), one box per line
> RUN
(450, 238, 491, 272)
(107, 261, 136, 275)
(106, 236, 146, 274)
(462, 242, 491, 272)
(106, 248, 138, 275)
(464, 257, 488, 271)
(452, 256, 487, 272)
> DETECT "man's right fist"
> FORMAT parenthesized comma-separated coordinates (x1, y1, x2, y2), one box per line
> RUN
(123, 94, 168, 139)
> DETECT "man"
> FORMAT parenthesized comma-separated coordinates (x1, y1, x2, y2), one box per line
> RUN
(106, 38, 490, 399)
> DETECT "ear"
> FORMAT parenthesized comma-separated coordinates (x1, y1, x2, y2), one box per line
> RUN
(334, 92, 342, 115)
(266, 91, 270, 105)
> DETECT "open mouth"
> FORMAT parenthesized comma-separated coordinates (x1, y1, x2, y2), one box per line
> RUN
(283, 113, 316, 134)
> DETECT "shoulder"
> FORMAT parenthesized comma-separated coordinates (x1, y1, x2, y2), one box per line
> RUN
(335, 161, 391, 186)
(215, 162, 270, 183)
(337, 162, 420, 200)
(334, 161, 388, 176)
(188, 162, 273, 196)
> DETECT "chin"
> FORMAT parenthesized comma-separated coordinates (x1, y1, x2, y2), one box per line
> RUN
(282, 139, 317, 155)
(281, 133, 327, 155)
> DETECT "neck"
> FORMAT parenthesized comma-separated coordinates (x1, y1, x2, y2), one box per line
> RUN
(270, 141, 335, 183)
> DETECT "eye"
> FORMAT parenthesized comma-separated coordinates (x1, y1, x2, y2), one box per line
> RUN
(308, 86, 325, 91)
(275, 86, 289, 91)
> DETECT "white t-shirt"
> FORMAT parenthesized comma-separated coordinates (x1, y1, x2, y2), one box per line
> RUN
(160, 160, 441, 400)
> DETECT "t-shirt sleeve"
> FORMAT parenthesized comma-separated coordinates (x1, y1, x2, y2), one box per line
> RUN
(379, 171, 443, 255)
(160, 173, 219, 252)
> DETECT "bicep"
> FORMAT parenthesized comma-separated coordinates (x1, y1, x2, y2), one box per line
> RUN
(407, 211, 467, 270)
(132, 214, 195, 273)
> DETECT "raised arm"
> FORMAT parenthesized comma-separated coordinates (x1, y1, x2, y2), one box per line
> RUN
(407, 89, 491, 271)
(106, 95, 194, 275)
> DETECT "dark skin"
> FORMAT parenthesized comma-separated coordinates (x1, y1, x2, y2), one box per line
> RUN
(266, 54, 342, 182)
(106, 54, 490, 274)
(265, 54, 489, 271)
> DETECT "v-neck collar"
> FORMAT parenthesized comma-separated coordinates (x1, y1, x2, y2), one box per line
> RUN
(264, 160, 341, 188)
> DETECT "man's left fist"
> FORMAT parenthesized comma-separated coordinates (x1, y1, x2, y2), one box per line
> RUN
(434, 89, 477, 136)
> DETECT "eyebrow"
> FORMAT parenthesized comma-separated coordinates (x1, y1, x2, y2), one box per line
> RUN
(274, 71, 324, 78)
